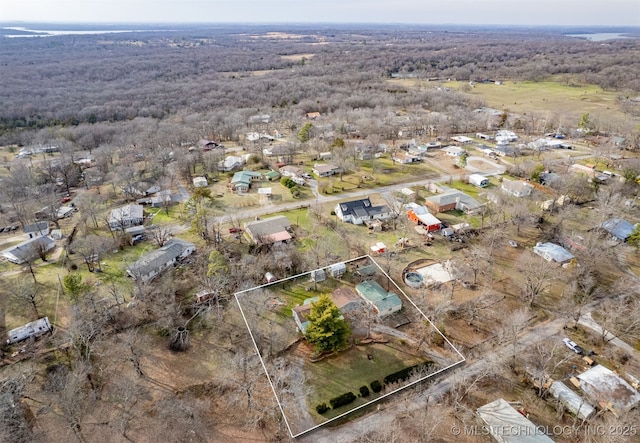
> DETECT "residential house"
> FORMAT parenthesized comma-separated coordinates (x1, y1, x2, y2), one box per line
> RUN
(109, 204, 144, 231)
(501, 179, 534, 197)
(279, 165, 304, 178)
(442, 146, 465, 157)
(150, 190, 173, 208)
(532, 242, 574, 264)
(247, 132, 274, 142)
(493, 145, 517, 157)
(262, 170, 281, 181)
(263, 145, 292, 158)
(405, 203, 442, 232)
(24, 221, 50, 239)
(451, 135, 474, 144)
(424, 190, 482, 214)
(1, 236, 55, 264)
(192, 176, 208, 188)
(244, 215, 292, 245)
(126, 238, 196, 283)
(577, 365, 640, 417)
(600, 218, 636, 242)
(230, 170, 261, 193)
(56, 206, 77, 219)
(145, 185, 161, 196)
(334, 197, 393, 225)
(495, 130, 518, 145)
(392, 151, 420, 164)
(198, 139, 222, 151)
(219, 155, 245, 172)
(408, 145, 429, 157)
(312, 163, 340, 177)
(6, 317, 53, 345)
(355, 280, 403, 318)
(293, 287, 363, 333)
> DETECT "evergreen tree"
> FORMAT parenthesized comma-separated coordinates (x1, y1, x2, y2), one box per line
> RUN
(305, 294, 351, 353)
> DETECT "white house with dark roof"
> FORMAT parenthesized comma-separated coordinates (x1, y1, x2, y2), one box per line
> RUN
(109, 204, 144, 231)
(126, 238, 195, 283)
(334, 197, 393, 225)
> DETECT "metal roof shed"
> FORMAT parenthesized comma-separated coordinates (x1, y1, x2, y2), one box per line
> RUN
(549, 381, 595, 421)
(477, 398, 554, 443)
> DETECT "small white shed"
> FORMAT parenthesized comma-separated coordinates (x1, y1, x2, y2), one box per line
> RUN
(469, 174, 489, 187)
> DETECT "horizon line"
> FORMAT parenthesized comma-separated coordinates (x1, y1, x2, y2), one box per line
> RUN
(1, 21, 639, 29)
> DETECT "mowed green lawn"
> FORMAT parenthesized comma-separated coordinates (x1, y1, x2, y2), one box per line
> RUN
(305, 338, 428, 420)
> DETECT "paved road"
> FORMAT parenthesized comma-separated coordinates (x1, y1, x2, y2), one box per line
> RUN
(212, 171, 467, 225)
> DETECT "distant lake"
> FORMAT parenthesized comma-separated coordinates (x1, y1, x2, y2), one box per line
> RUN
(1, 26, 161, 38)
(566, 33, 634, 41)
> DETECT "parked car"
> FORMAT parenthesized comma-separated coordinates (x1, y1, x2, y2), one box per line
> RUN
(508, 240, 518, 248)
(563, 338, 583, 354)
(229, 227, 243, 234)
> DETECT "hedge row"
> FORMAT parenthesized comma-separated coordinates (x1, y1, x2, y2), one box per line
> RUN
(383, 362, 433, 385)
(316, 363, 432, 415)
(329, 391, 357, 409)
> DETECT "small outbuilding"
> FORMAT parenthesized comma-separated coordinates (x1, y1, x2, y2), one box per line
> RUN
(549, 381, 595, 421)
(327, 262, 346, 278)
(468, 173, 489, 188)
(192, 176, 208, 188)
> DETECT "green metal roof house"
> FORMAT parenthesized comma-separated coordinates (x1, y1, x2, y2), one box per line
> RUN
(355, 280, 402, 317)
(230, 170, 261, 192)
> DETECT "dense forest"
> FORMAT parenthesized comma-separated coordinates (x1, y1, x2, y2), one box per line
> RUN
(1, 24, 639, 141)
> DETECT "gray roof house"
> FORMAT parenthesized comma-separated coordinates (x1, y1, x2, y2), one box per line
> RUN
(533, 242, 574, 264)
(109, 204, 144, 231)
(1, 236, 55, 264)
(244, 215, 292, 245)
(24, 221, 50, 238)
(334, 197, 393, 225)
(501, 179, 534, 198)
(126, 238, 195, 283)
(600, 218, 635, 242)
(424, 190, 482, 214)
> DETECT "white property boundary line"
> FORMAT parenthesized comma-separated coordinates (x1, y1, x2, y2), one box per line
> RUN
(234, 254, 466, 439)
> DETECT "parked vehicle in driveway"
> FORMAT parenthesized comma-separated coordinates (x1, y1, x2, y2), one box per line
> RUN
(563, 338, 583, 354)
(229, 227, 243, 234)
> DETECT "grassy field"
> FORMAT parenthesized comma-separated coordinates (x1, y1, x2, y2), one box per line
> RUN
(446, 80, 631, 123)
(388, 77, 636, 126)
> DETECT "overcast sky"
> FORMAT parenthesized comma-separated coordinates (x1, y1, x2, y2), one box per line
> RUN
(2, 0, 639, 27)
